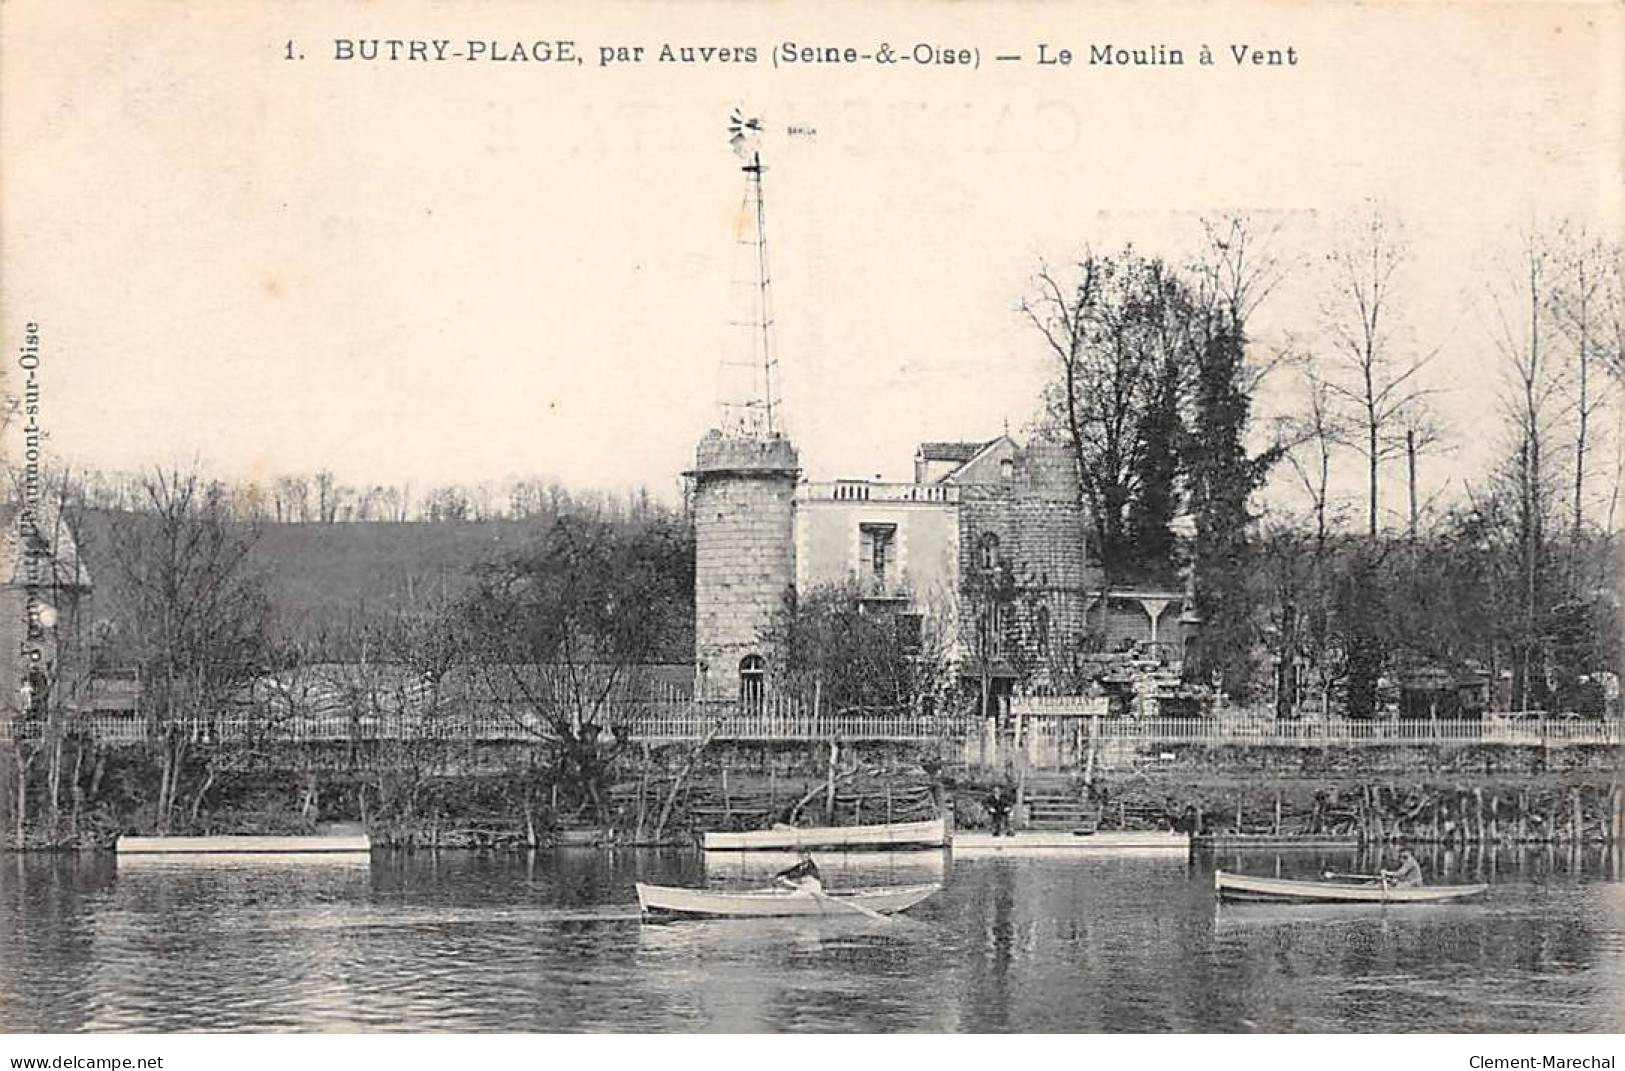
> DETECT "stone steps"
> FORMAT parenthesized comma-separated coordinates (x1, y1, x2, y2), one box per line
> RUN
(1021, 791, 1097, 830)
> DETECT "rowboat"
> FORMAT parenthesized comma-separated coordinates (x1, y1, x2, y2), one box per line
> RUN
(1214, 869, 1489, 904)
(636, 881, 940, 919)
(701, 817, 946, 852)
(116, 834, 371, 855)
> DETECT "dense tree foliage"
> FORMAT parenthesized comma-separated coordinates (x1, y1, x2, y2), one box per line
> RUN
(1024, 248, 1196, 587)
(459, 515, 694, 823)
(761, 583, 950, 716)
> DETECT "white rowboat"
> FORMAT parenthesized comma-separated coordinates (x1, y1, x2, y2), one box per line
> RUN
(701, 818, 946, 852)
(116, 835, 371, 855)
(950, 831, 1189, 855)
(636, 881, 941, 919)
(1214, 869, 1489, 904)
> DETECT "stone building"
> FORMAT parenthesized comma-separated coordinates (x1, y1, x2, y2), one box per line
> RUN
(688, 430, 800, 701)
(689, 427, 1193, 704)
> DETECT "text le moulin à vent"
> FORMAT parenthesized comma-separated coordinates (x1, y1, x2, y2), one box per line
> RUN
(325, 38, 1299, 68)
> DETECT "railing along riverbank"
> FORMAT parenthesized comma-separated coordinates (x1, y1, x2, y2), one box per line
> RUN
(1081, 715, 1621, 747)
(0, 709, 1618, 747)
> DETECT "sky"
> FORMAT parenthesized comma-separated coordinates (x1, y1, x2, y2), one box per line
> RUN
(2, 0, 1621, 524)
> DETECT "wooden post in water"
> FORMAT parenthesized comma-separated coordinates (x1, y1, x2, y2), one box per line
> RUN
(1614, 784, 1624, 847)
(721, 758, 731, 827)
(824, 739, 838, 825)
(1571, 787, 1583, 844)
(1274, 791, 1283, 837)
(1611, 785, 1623, 846)
(1013, 704, 1028, 829)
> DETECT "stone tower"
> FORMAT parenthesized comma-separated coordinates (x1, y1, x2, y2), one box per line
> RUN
(690, 429, 799, 699)
(690, 112, 800, 700)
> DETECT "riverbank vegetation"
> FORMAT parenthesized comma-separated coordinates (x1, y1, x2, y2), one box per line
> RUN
(2, 210, 1620, 848)
(1021, 213, 1622, 714)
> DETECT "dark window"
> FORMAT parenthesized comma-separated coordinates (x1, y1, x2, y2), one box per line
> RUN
(859, 523, 897, 586)
(739, 654, 765, 710)
(978, 533, 1001, 570)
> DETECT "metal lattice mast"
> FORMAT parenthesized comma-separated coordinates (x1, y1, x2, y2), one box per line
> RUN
(724, 110, 781, 438)
(747, 149, 778, 436)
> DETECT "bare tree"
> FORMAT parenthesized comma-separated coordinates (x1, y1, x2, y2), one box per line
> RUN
(1550, 224, 1619, 541)
(378, 484, 405, 523)
(1320, 209, 1439, 537)
(1280, 354, 1348, 551)
(1190, 212, 1289, 351)
(231, 481, 270, 522)
(109, 468, 270, 832)
(6, 468, 101, 847)
(422, 485, 470, 523)
(314, 470, 346, 524)
(1486, 230, 1564, 710)
(272, 475, 311, 523)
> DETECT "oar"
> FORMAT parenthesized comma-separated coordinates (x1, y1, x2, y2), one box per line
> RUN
(811, 889, 892, 923)
(1320, 870, 1385, 883)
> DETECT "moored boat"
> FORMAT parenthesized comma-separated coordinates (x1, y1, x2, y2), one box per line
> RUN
(1214, 868, 1488, 904)
(116, 834, 371, 855)
(636, 881, 941, 919)
(950, 830, 1189, 855)
(701, 817, 946, 852)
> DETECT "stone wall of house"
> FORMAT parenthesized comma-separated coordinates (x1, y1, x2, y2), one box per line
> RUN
(794, 494, 959, 609)
(954, 441, 1099, 686)
(691, 432, 799, 698)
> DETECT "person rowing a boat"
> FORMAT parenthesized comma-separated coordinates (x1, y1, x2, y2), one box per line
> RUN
(774, 852, 824, 895)
(1381, 848, 1423, 888)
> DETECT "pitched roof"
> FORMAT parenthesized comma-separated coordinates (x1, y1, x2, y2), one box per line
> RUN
(916, 441, 990, 463)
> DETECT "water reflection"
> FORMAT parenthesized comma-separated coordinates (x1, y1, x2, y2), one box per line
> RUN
(1205, 842, 1625, 886)
(701, 849, 946, 888)
(0, 845, 1618, 1033)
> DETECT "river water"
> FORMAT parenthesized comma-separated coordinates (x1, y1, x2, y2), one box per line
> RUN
(1, 845, 1620, 1033)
